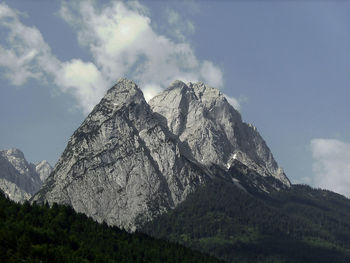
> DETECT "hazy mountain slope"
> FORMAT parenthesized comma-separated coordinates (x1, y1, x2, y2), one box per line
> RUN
(0, 149, 51, 202)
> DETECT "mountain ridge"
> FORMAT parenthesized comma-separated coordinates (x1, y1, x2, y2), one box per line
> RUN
(149, 80, 290, 188)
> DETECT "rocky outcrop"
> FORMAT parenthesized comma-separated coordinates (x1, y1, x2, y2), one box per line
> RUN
(0, 149, 50, 202)
(149, 80, 290, 188)
(32, 79, 210, 231)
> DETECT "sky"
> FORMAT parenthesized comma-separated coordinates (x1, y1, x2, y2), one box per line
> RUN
(0, 1, 349, 197)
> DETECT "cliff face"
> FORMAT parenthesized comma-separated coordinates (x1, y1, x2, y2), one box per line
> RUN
(149, 80, 290, 187)
(35, 160, 52, 182)
(32, 79, 210, 231)
(32, 79, 290, 230)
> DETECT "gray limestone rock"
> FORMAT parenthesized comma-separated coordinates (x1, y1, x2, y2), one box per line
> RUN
(32, 79, 210, 231)
(149, 80, 290, 188)
(35, 160, 52, 182)
(0, 149, 46, 202)
(32, 78, 291, 231)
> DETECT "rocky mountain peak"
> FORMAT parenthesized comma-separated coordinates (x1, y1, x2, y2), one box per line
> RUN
(4, 148, 25, 159)
(188, 81, 221, 102)
(149, 81, 290, 188)
(1, 148, 33, 178)
(165, 80, 225, 104)
(86, 78, 145, 122)
(105, 78, 144, 107)
(166, 80, 189, 92)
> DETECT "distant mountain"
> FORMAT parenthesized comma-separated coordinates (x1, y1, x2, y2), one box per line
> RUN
(0, 149, 52, 202)
(0, 190, 221, 263)
(32, 79, 290, 231)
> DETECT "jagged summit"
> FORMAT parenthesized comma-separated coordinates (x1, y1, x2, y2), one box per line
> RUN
(83, 78, 145, 127)
(103, 78, 144, 108)
(149, 80, 290, 187)
(4, 148, 26, 159)
(32, 78, 291, 231)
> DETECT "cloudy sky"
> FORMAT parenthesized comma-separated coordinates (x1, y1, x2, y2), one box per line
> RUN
(0, 1, 349, 196)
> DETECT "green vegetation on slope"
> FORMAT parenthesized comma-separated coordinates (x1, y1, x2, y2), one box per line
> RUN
(142, 179, 350, 263)
(0, 191, 221, 263)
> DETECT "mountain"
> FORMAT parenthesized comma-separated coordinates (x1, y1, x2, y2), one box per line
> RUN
(28, 78, 350, 262)
(32, 79, 212, 231)
(32, 78, 289, 231)
(0, 190, 221, 263)
(0, 149, 51, 203)
(139, 81, 350, 261)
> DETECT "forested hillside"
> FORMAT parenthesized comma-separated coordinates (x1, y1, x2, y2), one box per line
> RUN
(0, 191, 221, 263)
(143, 178, 350, 263)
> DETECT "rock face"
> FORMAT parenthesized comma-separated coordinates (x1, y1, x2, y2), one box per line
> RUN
(35, 160, 52, 182)
(32, 78, 290, 230)
(32, 79, 210, 231)
(0, 149, 51, 202)
(149, 80, 290, 187)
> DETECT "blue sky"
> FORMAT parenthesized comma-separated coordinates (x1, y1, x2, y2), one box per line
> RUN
(0, 1, 349, 196)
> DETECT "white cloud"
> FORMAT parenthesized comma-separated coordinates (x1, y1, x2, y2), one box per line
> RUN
(0, 3, 59, 85)
(0, 2, 104, 113)
(55, 59, 108, 114)
(166, 9, 195, 40)
(59, 1, 227, 101)
(200, 60, 223, 88)
(0, 1, 238, 114)
(0, 2, 19, 19)
(311, 138, 350, 197)
(142, 84, 163, 102)
(224, 94, 241, 112)
(294, 176, 313, 185)
(168, 9, 180, 25)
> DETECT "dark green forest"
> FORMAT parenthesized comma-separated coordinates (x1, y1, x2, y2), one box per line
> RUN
(142, 178, 350, 263)
(3, 173, 350, 263)
(0, 191, 221, 263)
